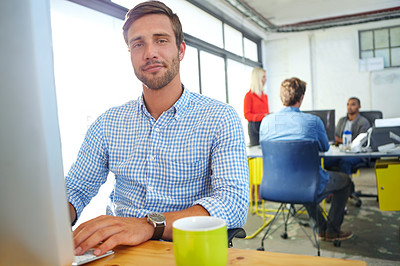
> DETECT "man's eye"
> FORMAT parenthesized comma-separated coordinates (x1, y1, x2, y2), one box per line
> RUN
(130, 43, 143, 50)
(157, 39, 167, 44)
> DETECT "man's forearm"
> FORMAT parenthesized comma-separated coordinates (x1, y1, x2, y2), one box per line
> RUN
(162, 205, 210, 240)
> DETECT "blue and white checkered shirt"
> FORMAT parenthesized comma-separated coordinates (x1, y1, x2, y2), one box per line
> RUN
(66, 88, 249, 228)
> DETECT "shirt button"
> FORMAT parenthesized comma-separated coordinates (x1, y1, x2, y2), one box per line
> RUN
(154, 127, 160, 132)
(149, 155, 156, 161)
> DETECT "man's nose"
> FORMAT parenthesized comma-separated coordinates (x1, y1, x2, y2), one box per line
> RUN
(144, 43, 157, 60)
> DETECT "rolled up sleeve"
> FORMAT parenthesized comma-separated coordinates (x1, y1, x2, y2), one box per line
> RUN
(194, 106, 249, 228)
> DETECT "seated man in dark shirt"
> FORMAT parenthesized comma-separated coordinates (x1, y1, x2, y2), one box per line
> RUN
(324, 97, 371, 174)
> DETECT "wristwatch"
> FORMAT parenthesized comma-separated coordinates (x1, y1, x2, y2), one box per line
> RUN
(146, 212, 166, 240)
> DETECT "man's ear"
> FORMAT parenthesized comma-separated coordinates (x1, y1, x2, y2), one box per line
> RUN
(178, 41, 186, 61)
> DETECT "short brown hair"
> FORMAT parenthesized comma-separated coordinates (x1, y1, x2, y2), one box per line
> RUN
(348, 97, 361, 106)
(122, 1, 184, 49)
(280, 77, 307, 106)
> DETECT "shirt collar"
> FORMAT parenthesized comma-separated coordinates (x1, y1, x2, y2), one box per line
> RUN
(137, 84, 189, 121)
(172, 85, 189, 120)
(280, 106, 301, 113)
(347, 113, 360, 120)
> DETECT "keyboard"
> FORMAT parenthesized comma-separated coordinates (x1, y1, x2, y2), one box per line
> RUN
(73, 248, 114, 265)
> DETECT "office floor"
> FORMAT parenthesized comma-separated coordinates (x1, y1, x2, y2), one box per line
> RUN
(233, 168, 400, 265)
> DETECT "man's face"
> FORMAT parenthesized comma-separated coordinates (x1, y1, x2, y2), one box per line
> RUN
(126, 14, 185, 90)
(347, 99, 360, 115)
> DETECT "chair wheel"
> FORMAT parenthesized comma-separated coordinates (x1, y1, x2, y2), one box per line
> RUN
(281, 232, 288, 239)
(356, 200, 362, 207)
(257, 247, 265, 251)
(333, 240, 341, 247)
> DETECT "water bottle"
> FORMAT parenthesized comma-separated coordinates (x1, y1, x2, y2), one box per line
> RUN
(343, 130, 352, 150)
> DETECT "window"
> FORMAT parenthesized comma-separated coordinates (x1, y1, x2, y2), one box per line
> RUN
(175, 1, 224, 48)
(224, 24, 243, 56)
(200, 51, 226, 102)
(359, 26, 400, 68)
(180, 45, 200, 94)
(244, 37, 258, 62)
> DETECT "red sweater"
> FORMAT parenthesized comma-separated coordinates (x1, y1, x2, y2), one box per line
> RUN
(244, 90, 269, 122)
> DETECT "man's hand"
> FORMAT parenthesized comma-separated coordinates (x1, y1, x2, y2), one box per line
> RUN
(73, 215, 154, 256)
(72, 205, 209, 256)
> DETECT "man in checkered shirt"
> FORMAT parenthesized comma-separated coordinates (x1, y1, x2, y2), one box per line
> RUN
(67, 1, 249, 257)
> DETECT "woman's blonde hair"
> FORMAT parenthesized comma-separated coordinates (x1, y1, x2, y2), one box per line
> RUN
(249, 67, 266, 95)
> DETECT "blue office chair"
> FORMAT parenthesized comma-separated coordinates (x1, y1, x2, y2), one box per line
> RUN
(256, 140, 333, 256)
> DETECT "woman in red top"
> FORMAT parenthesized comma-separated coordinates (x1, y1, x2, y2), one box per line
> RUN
(244, 67, 269, 146)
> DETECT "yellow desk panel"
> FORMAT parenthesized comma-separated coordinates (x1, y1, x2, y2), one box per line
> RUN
(375, 159, 400, 211)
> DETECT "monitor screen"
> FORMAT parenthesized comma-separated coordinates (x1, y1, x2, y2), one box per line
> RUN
(303, 110, 336, 143)
(0, 0, 75, 265)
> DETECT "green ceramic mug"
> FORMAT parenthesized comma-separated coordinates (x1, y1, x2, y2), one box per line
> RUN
(173, 216, 228, 266)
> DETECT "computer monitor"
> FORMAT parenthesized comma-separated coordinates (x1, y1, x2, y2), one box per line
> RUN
(303, 109, 336, 143)
(0, 0, 75, 265)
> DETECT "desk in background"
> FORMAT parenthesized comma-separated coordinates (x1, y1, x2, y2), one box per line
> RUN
(247, 145, 400, 159)
(375, 158, 400, 211)
(247, 145, 400, 211)
(320, 146, 400, 159)
(247, 145, 262, 158)
(86, 240, 366, 266)
(321, 146, 400, 211)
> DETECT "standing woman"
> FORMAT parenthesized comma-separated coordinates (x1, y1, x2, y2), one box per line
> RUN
(244, 67, 269, 146)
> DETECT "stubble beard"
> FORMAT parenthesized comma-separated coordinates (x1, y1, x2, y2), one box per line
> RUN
(135, 55, 180, 91)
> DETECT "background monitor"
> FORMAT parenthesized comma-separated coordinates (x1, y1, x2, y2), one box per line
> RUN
(303, 109, 336, 143)
(0, 0, 75, 265)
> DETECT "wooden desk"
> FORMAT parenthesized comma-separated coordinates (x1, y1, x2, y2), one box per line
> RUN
(86, 240, 366, 265)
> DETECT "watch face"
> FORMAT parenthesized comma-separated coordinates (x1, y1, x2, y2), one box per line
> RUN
(148, 212, 165, 223)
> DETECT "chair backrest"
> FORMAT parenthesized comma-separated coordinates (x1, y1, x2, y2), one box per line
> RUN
(260, 140, 321, 205)
(359, 111, 383, 127)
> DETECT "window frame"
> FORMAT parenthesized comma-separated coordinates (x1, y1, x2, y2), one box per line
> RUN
(359, 25, 400, 68)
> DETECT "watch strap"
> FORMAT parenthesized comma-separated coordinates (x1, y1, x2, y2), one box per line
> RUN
(151, 223, 165, 240)
(147, 213, 166, 240)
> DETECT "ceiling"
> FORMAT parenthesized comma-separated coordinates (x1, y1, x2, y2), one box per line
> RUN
(213, 0, 400, 32)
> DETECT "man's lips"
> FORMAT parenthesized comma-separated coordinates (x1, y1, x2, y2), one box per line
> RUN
(142, 62, 165, 72)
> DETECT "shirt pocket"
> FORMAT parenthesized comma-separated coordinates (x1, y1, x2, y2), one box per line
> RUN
(158, 147, 211, 198)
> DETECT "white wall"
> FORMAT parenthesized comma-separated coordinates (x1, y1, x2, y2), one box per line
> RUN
(263, 18, 400, 122)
